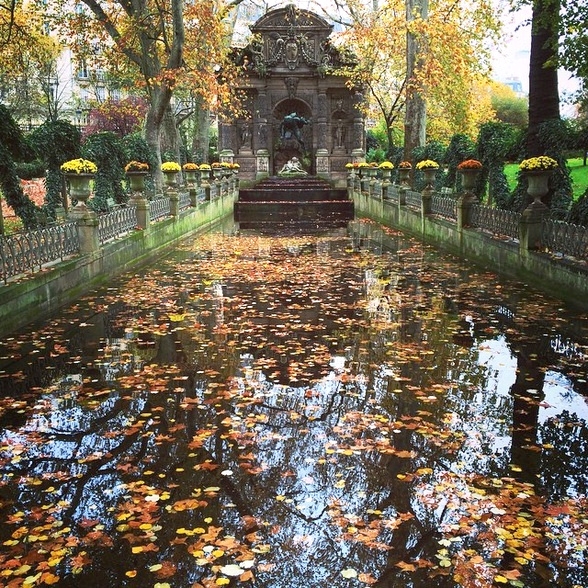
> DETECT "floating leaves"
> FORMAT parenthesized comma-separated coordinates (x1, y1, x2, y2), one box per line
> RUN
(0, 225, 587, 587)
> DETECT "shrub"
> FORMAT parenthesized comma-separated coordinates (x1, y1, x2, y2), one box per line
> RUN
(82, 132, 126, 211)
(15, 160, 46, 180)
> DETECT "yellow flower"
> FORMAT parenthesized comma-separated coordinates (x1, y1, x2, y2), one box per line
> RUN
(519, 156, 558, 171)
(199, 164, 211, 170)
(161, 161, 181, 172)
(378, 161, 394, 169)
(416, 159, 439, 170)
(60, 158, 97, 174)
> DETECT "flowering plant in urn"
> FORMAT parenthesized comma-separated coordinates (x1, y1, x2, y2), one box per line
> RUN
(61, 158, 97, 174)
(125, 161, 149, 172)
(378, 161, 394, 170)
(519, 156, 558, 172)
(457, 159, 482, 170)
(416, 160, 439, 170)
(161, 161, 181, 172)
(398, 161, 412, 169)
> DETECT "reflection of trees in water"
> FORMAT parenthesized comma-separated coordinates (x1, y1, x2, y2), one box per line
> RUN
(1, 224, 588, 586)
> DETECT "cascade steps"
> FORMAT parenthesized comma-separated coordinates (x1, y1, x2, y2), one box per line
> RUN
(234, 176, 354, 225)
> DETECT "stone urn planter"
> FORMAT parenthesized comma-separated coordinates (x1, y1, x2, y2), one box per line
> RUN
(525, 170, 551, 205)
(398, 168, 411, 186)
(422, 168, 437, 190)
(65, 174, 94, 208)
(126, 171, 148, 193)
(163, 171, 179, 188)
(519, 156, 558, 208)
(184, 170, 199, 184)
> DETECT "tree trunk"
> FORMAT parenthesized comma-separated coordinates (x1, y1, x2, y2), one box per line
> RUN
(527, 0, 560, 156)
(404, 0, 428, 161)
(192, 99, 211, 162)
(161, 105, 182, 163)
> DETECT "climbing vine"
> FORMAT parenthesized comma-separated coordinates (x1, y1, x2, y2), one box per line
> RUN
(82, 132, 127, 211)
(476, 122, 518, 209)
(0, 105, 38, 228)
(29, 120, 81, 218)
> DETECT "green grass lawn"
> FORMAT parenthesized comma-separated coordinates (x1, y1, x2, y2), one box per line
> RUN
(505, 157, 588, 200)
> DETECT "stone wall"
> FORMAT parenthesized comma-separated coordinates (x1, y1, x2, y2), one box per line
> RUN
(353, 190, 588, 310)
(0, 195, 237, 337)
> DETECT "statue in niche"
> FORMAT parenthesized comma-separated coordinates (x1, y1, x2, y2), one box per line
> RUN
(334, 119, 345, 149)
(285, 77, 298, 99)
(240, 123, 252, 149)
(280, 112, 310, 150)
(258, 122, 267, 146)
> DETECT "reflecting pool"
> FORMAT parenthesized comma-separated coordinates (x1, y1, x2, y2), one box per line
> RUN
(0, 220, 587, 588)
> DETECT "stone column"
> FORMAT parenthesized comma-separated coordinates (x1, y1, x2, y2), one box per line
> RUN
(520, 201, 548, 253)
(133, 195, 150, 230)
(75, 214, 100, 255)
(218, 121, 233, 153)
(315, 91, 329, 178)
(457, 193, 476, 230)
(351, 90, 365, 160)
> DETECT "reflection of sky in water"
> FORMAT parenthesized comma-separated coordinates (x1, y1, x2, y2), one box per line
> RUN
(541, 371, 588, 421)
(476, 336, 588, 422)
(1, 224, 587, 587)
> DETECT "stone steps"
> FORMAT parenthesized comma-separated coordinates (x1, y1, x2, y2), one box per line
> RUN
(234, 176, 354, 225)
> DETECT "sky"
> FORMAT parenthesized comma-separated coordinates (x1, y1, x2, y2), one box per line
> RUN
(235, 1, 580, 114)
(490, 4, 579, 115)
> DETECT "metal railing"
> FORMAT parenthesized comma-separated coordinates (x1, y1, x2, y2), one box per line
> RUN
(179, 191, 191, 210)
(99, 205, 138, 245)
(471, 204, 520, 240)
(543, 219, 588, 259)
(431, 195, 457, 220)
(149, 197, 171, 222)
(405, 190, 422, 209)
(0, 222, 80, 283)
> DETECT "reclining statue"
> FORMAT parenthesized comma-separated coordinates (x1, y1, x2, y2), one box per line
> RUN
(278, 156, 307, 176)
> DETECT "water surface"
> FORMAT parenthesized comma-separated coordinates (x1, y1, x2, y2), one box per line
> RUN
(1, 220, 587, 587)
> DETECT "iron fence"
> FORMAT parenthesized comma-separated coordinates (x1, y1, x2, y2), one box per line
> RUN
(99, 205, 138, 245)
(179, 191, 191, 210)
(471, 204, 520, 240)
(405, 190, 421, 209)
(0, 222, 80, 283)
(431, 195, 457, 220)
(543, 219, 588, 260)
(149, 197, 171, 222)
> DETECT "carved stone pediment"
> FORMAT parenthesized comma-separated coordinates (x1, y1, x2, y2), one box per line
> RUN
(248, 4, 334, 73)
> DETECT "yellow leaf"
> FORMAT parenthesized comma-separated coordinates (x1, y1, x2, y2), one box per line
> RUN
(125, 570, 137, 578)
(494, 575, 508, 583)
(216, 579, 230, 585)
(341, 568, 358, 579)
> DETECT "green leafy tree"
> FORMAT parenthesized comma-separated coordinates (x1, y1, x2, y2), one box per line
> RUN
(29, 120, 81, 218)
(82, 132, 127, 211)
(491, 88, 528, 129)
(0, 105, 39, 229)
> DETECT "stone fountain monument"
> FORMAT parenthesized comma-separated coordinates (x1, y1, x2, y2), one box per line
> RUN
(220, 4, 366, 186)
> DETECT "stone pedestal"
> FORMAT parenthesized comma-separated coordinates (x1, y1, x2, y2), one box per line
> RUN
(256, 149, 270, 180)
